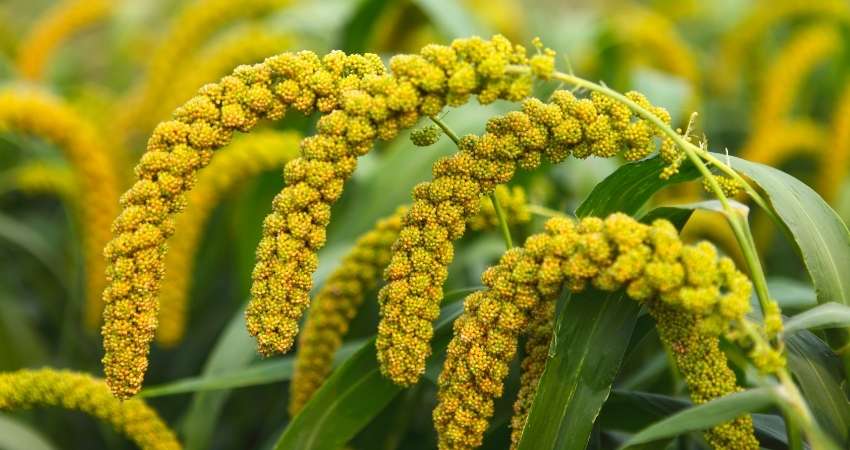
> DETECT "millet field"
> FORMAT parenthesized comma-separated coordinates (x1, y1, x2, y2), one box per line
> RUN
(0, 0, 849, 449)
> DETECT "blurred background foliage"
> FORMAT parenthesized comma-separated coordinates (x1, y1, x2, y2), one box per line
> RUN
(0, 0, 847, 449)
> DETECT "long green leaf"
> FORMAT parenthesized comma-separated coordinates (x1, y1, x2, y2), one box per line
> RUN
(516, 290, 640, 450)
(784, 303, 850, 335)
(724, 154, 850, 359)
(0, 294, 49, 370)
(140, 340, 362, 398)
(599, 390, 789, 449)
(638, 206, 694, 230)
(0, 414, 56, 450)
(575, 155, 700, 218)
(517, 156, 694, 450)
(785, 330, 850, 445)
(181, 308, 256, 450)
(0, 211, 65, 289)
(272, 301, 464, 450)
(619, 388, 775, 448)
(340, 0, 390, 52)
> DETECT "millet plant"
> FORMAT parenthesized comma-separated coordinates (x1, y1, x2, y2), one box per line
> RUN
(2, 2, 850, 450)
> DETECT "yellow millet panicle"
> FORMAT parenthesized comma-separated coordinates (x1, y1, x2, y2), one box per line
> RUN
(715, 0, 850, 93)
(752, 25, 840, 133)
(378, 89, 673, 386)
(156, 28, 292, 125)
(289, 197, 531, 415)
(289, 207, 406, 416)
(0, 369, 181, 450)
(246, 35, 545, 358)
(615, 7, 699, 85)
(509, 297, 554, 449)
(156, 131, 301, 347)
(0, 91, 120, 330)
(739, 119, 825, 167)
(6, 162, 77, 201)
(117, 0, 292, 140)
(648, 302, 759, 450)
(15, 0, 112, 80)
(105, 35, 545, 398)
(433, 213, 760, 450)
(823, 82, 850, 201)
(468, 185, 530, 231)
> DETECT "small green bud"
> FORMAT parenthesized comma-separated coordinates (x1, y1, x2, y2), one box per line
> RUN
(410, 124, 442, 147)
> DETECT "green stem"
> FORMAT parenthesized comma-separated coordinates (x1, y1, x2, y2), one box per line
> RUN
(773, 369, 841, 450)
(490, 192, 513, 249)
(428, 115, 460, 144)
(429, 115, 514, 249)
(786, 412, 803, 450)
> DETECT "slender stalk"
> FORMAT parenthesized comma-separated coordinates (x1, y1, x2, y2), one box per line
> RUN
(428, 115, 460, 144)
(786, 413, 803, 450)
(772, 369, 841, 450)
(429, 116, 514, 249)
(490, 192, 513, 249)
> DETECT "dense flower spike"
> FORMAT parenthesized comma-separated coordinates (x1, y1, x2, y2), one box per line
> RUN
(15, 0, 112, 80)
(156, 28, 292, 126)
(245, 36, 541, 358)
(157, 131, 301, 346)
(824, 83, 850, 201)
(433, 214, 759, 450)
(739, 119, 825, 167)
(715, 0, 850, 93)
(648, 302, 758, 449)
(0, 369, 181, 450)
(749, 25, 839, 136)
(0, 91, 120, 329)
(5, 162, 77, 201)
(509, 297, 554, 449)
(104, 35, 543, 398)
(117, 0, 292, 141)
(289, 195, 531, 415)
(378, 89, 673, 386)
(593, 5, 701, 116)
